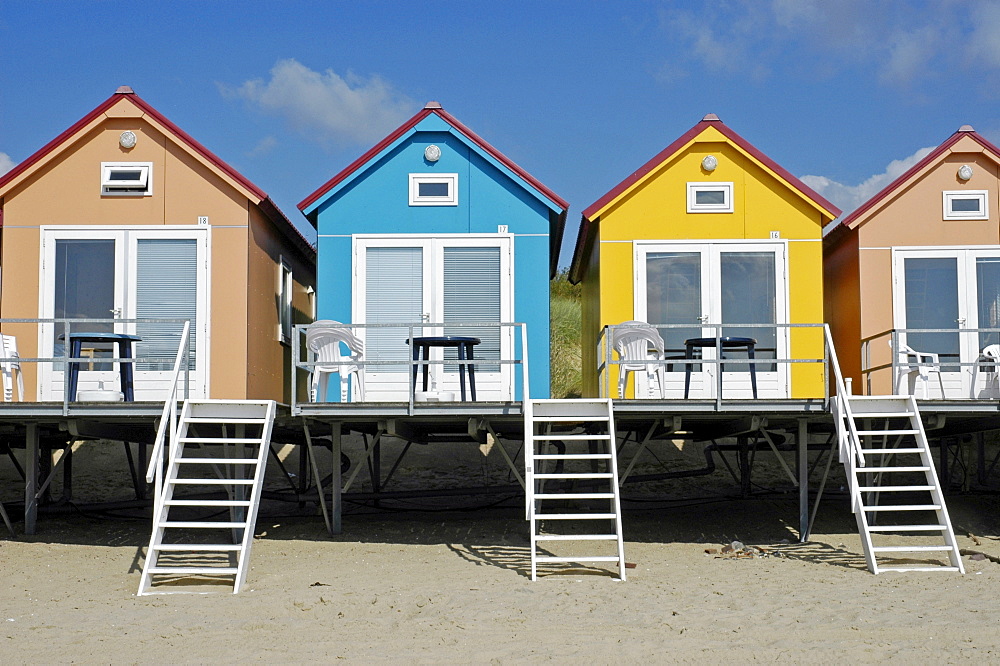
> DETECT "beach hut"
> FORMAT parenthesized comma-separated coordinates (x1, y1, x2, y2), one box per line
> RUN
(570, 114, 840, 399)
(298, 102, 568, 402)
(0, 86, 315, 402)
(825, 125, 1000, 399)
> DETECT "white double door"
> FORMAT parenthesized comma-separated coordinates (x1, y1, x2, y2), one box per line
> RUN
(635, 241, 788, 399)
(40, 227, 208, 401)
(893, 248, 1000, 398)
(354, 236, 513, 401)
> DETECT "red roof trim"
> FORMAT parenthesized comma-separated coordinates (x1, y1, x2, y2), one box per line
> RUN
(834, 129, 1000, 232)
(0, 89, 313, 249)
(433, 107, 568, 210)
(298, 108, 434, 212)
(297, 106, 568, 213)
(581, 119, 840, 221)
(570, 117, 841, 283)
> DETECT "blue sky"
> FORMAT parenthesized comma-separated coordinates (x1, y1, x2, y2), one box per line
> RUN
(3, 1, 1000, 266)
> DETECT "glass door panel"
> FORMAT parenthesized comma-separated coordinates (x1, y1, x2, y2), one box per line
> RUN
(48, 237, 124, 398)
(976, 257, 1000, 350)
(720, 252, 776, 373)
(903, 257, 961, 372)
(646, 252, 703, 355)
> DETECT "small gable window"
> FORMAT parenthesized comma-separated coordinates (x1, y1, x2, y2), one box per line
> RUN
(687, 182, 733, 213)
(101, 162, 152, 196)
(409, 173, 458, 206)
(943, 190, 988, 220)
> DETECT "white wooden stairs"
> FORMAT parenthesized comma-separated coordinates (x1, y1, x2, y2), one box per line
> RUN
(138, 400, 276, 595)
(835, 394, 963, 573)
(525, 399, 626, 581)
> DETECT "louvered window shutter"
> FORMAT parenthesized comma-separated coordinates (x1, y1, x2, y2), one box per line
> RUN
(366, 247, 424, 371)
(135, 239, 197, 370)
(443, 247, 500, 372)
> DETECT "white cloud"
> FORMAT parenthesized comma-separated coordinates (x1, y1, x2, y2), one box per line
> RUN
(247, 136, 278, 158)
(801, 145, 935, 217)
(228, 59, 417, 147)
(967, 2, 1000, 68)
(659, 0, 997, 88)
(0, 152, 14, 176)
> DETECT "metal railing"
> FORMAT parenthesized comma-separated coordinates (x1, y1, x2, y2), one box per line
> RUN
(861, 327, 1000, 398)
(597, 322, 829, 409)
(291, 321, 530, 415)
(144, 320, 191, 518)
(0, 317, 192, 415)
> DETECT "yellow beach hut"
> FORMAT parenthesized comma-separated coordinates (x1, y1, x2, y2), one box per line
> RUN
(569, 114, 840, 400)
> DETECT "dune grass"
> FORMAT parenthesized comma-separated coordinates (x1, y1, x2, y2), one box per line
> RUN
(550, 269, 582, 398)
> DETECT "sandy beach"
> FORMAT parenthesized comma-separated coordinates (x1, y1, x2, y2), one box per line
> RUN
(3, 439, 1000, 663)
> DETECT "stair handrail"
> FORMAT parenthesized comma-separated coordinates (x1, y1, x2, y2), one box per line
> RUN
(145, 321, 191, 500)
(823, 324, 866, 469)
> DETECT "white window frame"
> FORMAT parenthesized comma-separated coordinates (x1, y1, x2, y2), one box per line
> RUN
(409, 173, 458, 206)
(943, 190, 988, 220)
(278, 258, 293, 344)
(687, 182, 733, 213)
(100, 162, 153, 197)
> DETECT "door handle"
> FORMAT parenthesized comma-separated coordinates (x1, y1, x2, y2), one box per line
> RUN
(110, 308, 122, 318)
(697, 315, 709, 323)
(956, 318, 967, 325)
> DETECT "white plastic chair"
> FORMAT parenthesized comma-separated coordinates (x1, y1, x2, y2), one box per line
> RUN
(892, 340, 945, 399)
(612, 321, 666, 399)
(305, 320, 365, 403)
(0, 334, 24, 402)
(971, 344, 1000, 399)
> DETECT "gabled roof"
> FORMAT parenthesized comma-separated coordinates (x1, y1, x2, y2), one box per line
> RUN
(0, 86, 314, 256)
(825, 125, 1000, 246)
(570, 115, 841, 283)
(297, 102, 569, 276)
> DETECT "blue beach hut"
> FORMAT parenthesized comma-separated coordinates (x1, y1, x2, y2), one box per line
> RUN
(298, 102, 567, 401)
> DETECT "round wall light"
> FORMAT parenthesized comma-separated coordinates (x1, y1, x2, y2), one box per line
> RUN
(702, 155, 718, 171)
(958, 164, 973, 181)
(424, 144, 441, 162)
(119, 130, 137, 149)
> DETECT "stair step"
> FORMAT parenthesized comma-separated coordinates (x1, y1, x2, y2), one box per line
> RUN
(851, 412, 915, 418)
(152, 543, 242, 551)
(535, 513, 617, 520)
(533, 434, 612, 441)
(170, 478, 255, 485)
(533, 556, 621, 563)
(858, 485, 934, 492)
(862, 504, 941, 511)
(878, 566, 962, 572)
(533, 473, 613, 480)
(147, 566, 239, 575)
(856, 466, 930, 473)
(164, 499, 252, 507)
(535, 534, 619, 541)
(867, 525, 947, 532)
(178, 438, 263, 444)
(533, 454, 612, 460)
(158, 521, 248, 529)
(176, 458, 260, 464)
(861, 448, 924, 454)
(534, 493, 616, 500)
(184, 417, 267, 424)
(856, 429, 919, 436)
(871, 545, 953, 552)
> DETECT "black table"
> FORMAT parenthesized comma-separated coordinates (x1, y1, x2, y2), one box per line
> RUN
(61, 332, 141, 401)
(407, 336, 481, 401)
(683, 336, 757, 399)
